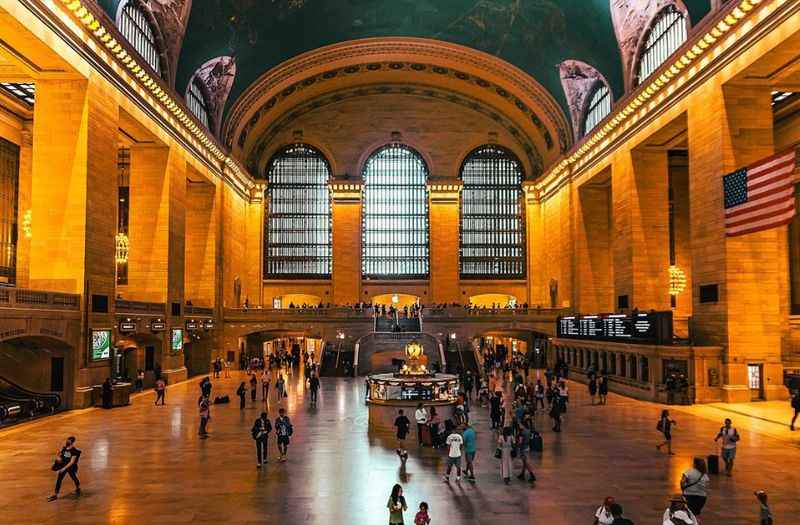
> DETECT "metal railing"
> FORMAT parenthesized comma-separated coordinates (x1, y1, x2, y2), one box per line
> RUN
(185, 304, 214, 316)
(0, 287, 80, 310)
(224, 306, 373, 320)
(422, 306, 570, 319)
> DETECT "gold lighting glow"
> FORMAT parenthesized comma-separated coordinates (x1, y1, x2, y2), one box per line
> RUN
(22, 209, 32, 239)
(115, 232, 130, 264)
(669, 265, 687, 296)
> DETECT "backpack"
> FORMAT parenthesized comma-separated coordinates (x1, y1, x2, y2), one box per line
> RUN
(657, 419, 664, 432)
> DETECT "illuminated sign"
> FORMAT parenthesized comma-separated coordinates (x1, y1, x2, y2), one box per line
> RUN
(185, 320, 199, 331)
(171, 329, 183, 352)
(118, 319, 136, 332)
(150, 320, 166, 332)
(203, 320, 215, 330)
(557, 312, 672, 345)
(91, 329, 112, 360)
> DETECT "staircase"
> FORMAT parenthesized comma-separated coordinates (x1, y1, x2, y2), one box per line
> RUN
(355, 332, 441, 374)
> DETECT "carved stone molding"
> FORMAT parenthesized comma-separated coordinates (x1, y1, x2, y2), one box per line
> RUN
(146, 0, 193, 88)
(190, 56, 237, 136)
(558, 60, 611, 142)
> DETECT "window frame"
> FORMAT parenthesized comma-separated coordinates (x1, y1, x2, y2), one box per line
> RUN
(582, 82, 611, 136)
(186, 77, 211, 129)
(263, 143, 333, 280)
(458, 144, 526, 280)
(635, 5, 687, 86)
(361, 143, 430, 280)
(117, 0, 163, 76)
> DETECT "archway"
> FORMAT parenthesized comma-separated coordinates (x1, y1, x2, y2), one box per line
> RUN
(371, 293, 419, 308)
(0, 335, 74, 418)
(114, 332, 165, 385)
(469, 293, 517, 308)
(272, 293, 323, 309)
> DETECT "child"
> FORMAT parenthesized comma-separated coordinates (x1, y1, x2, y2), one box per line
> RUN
(755, 491, 773, 525)
(414, 502, 430, 525)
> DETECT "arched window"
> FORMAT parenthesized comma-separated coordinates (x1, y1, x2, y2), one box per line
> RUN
(583, 84, 611, 136)
(636, 5, 687, 85)
(186, 78, 210, 128)
(264, 144, 332, 278)
(460, 145, 525, 279)
(362, 144, 429, 279)
(118, 0, 161, 74)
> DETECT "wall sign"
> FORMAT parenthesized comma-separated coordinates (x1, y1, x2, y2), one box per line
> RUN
(556, 311, 673, 345)
(119, 320, 137, 332)
(171, 328, 183, 352)
(91, 329, 112, 360)
(150, 320, 166, 332)
(185, 320, 199, 331)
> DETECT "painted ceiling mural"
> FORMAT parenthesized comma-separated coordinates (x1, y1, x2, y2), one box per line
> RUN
(100, 0, 713, 129)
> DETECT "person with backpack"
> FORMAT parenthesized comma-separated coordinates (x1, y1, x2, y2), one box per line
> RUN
(462, 421, 477, 482)
(656, 409, 676, 455)
(790, 389, 800, 431)
(598, 374, 609, 405)
(680, 457, 709, 517)
(593, 496, 616, 525)
(236, 381, 247, 409)
(394, 409, 411, 462)
(442, 427, 463, 483)
(47, 436, 81, 501)
(714, 418, 740, 476)
(662, 495, 698, 525)
(275, 408, 293, 461)
(251, 411, 272, 467)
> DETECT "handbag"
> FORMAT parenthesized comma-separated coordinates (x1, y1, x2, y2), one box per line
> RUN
(51, 460, 64, 472)
(494, 447, 502, 459)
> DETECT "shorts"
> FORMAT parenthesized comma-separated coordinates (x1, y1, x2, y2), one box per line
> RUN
(722, 447, 736, 461)
(464, 452, 476, 463)
(446, 456, 461, 467)
(277, 436, 290, 446)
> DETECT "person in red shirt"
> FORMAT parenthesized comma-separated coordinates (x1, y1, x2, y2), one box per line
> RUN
(414, 502, 430, 524)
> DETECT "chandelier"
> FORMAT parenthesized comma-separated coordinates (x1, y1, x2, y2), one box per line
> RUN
(669, 265, 687, 296)
(115, 232, 130, 264)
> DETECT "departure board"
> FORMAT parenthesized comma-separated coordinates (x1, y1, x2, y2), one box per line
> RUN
(557, 311, 672, 344)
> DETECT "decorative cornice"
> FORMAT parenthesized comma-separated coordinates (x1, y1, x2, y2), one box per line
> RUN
(41, 0, 254, 197)
(224, 37, 571, 159)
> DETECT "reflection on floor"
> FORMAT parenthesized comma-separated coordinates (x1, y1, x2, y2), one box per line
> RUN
(1, 370, 799, 524)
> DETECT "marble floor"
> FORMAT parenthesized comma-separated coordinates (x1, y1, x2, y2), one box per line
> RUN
(1, 371, 799, 524)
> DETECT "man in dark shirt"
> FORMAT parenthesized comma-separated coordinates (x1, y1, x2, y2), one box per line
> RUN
(252, 412, 272, 467)
(610, 503, 634, 525)
(48, 436, 81, 501)
(275, 408, 293, 461)
(309, 373, 320, 407)
(394, 409, 411, 462)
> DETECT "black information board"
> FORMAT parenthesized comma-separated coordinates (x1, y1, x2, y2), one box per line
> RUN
(557, 311, 672, 345)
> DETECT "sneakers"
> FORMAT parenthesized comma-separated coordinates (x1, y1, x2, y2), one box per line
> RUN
(257, 463, 262, 468)
(47, 495, 57, 502)
(74, 488, 81, 497)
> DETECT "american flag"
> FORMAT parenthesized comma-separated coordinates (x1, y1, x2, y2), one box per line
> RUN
(723, 149, 798, 237)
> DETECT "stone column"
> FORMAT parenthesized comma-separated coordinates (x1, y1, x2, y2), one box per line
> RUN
(688, 82, 784, 401)
(185, 179, 217, 307)
(611, 148, 670, 311)
(524, 184, 545, 306)
(331, 181, 362, 305)
(244, 185, 264, 307)
(14, 124, 32, 288)
(575, 174, 614, 313)
(428, 181, 461, 304)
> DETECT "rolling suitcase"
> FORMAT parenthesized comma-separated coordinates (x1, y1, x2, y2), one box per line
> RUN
(531, 431, 543, 452)
(707, 454, 720, 475)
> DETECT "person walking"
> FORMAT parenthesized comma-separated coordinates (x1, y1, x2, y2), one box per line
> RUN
(101, 377, 113, 409)
(276, 374, 286, 402)
(594, 496, 616, 525)
(714, 418, 740, 476)
(394, 409, 411, 462)
(224, 359, 231, 378)
(534, 380, 545, 410)
(198, 395, 210, 438)
(154, 377, 166, 405)
(680, 457, 709, 518)
(251, 411, 272, 467)
(791, 389, 800, 431)
(497, 426, 514, 484)
(261, 369, 270, 401)
(47, 436, 81, 501)
(557, 381, 569, 414)
(462, 421, 477, 482)
(309, 372, 320, 407)
(236, 381, 247, 409)
(414, 403, 428, 446)
(249, 373, 257, 403)
(588, 375, 598, 405)
(598, 374, 609, 405)
(275, 407, 293, 461)
(387, 484, 408, 525)
(442, 428, 463, 483)
(490, 392, 503, 430)
(516, 417, 536, 483)
(662, 495, 698, 525)
(549, 391, 562, 432)
(754, 490, 773, 525)
(656, 409, 676, 455)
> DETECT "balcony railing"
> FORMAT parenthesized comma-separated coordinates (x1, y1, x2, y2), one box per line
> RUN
(115, 299, 165, 315)
(224, 306, 373, 320)
(0, 287, 80, 310)
(422, 306, 570, 320)
(185, 304, 214, 316)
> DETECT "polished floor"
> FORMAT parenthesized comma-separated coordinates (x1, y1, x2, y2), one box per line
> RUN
(1, 370, 799, 524)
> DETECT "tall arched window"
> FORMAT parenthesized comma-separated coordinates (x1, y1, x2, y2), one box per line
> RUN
(583, 84, 611, 136)
(460, 145, 525, 279)
(186, 78, 210, 128)
(362, 144, 429, 279)
(636, 5, 687, 85)
(118, 0, 161, 74)
(264, 144, 332, 278)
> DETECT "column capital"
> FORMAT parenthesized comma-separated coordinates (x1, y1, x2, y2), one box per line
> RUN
(428, 179, 462, 203)
(329, 179, 363, 203)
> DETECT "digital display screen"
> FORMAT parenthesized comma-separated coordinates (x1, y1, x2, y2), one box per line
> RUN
(171, 329, 183, 352)
(91, 329, 112, 360)
(557, 312, 670, 344)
